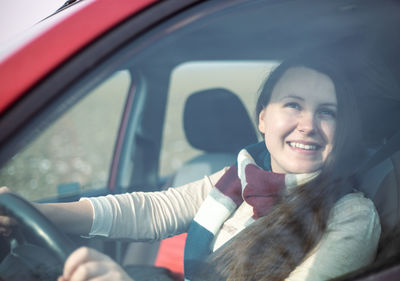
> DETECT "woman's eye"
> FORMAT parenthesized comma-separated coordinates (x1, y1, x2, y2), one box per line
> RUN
(285, 102, 301, 110)
(318, 108, 337, 118)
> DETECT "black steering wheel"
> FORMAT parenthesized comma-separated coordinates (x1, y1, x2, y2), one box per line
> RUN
(0, 193, 75, 264)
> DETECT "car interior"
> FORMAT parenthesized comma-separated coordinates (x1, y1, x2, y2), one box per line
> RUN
(146, 88, 259, 278)
(1, 0, 400, 280)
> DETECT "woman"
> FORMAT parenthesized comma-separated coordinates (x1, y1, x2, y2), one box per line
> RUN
(0, 55, 380, 281)
(189, 57, 380, 280)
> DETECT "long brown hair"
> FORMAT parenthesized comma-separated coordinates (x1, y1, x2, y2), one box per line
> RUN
(193, 54, 366, 281)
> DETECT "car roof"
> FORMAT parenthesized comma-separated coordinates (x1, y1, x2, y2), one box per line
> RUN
(0, 0, 158, 114)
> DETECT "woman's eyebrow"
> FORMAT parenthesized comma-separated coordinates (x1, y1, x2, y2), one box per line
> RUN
(320, 103, 338, 107)
(280, 95, 304, 101)
(280, 96, 338, 107)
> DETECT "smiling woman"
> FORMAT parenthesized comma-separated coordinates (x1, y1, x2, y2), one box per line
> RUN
(185, 52, 378, 281)
(259, 66, 337, 174)
(0, 0, 399, 281)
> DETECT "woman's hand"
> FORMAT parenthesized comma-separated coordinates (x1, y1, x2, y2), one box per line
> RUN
(58, 247, 134, 281)
(0, 186, 17, 236)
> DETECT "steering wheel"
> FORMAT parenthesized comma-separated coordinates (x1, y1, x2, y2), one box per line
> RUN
(0, 193, 75, 263)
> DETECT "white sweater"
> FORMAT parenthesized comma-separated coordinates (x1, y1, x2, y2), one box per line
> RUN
(83, 168, 381, 281)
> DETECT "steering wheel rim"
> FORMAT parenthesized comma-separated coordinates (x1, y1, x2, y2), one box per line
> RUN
(0, 193, 75, 263)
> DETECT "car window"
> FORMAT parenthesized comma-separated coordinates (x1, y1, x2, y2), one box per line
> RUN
(103, 0, 400, 191)
(1, 0, 399, 278)
(104, 1, 400, 275)
(0, 71, 130, 201)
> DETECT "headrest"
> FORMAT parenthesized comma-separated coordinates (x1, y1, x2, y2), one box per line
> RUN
(183, 88, 258, 153)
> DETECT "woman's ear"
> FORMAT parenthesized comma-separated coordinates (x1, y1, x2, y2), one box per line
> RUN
(258, 109, 266, 134)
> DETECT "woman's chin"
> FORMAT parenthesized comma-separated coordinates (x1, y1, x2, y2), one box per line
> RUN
(270, 156, 323, 174)
(285, 163, 322, 174)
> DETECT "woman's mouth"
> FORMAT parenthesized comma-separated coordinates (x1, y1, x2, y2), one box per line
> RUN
(287, 141, 321, 151)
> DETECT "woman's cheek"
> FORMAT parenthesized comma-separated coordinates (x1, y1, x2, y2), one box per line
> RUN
(321, 120, 336, 145)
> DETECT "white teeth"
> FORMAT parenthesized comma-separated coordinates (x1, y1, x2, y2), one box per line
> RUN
(289, 142, 317, 150)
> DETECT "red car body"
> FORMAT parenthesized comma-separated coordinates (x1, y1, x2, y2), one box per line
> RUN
(0, 0, 157, 113)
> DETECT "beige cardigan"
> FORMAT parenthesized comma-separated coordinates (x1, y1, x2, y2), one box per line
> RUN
(83, 168, 381, 281)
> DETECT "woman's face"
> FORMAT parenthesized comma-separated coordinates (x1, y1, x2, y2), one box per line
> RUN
(259, 66, 337, 174)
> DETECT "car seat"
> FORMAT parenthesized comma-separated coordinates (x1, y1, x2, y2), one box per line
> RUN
(361, 151, 400, 235)
(359, 148, 400, 262)
(154, 88, 259, 279)
(171, 88, 258, 186)
(327, 137, 400, 281)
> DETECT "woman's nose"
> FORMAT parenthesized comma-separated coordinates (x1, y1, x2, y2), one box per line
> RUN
(297, 113, 316, 134)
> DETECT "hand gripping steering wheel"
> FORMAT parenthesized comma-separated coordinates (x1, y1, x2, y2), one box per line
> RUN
(0, 192, 75, 263)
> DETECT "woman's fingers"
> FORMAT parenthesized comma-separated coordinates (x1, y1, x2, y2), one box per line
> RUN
(63, 247, 97, 280)
(0, 187, 17, 236)
(0, 186, 11, 193)
(0, 215, 17, 226)
(61, 247, 133, 281)
(67, 260, 109, 281)
(0, 215, 17, 236)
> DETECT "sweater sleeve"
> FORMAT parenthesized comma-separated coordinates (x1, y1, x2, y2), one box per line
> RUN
(285, 192, 381, 281)
(81, 169, 227, 241)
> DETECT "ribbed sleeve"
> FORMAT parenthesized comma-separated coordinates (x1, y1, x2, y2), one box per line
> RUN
(82, 169, 226, 241)
(285, 192, 381, 280)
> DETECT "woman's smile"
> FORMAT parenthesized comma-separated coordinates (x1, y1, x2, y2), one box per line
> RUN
(258, 66, 337, 174)
(287, 141, 322, 153)
(284, 137, 327, 161)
